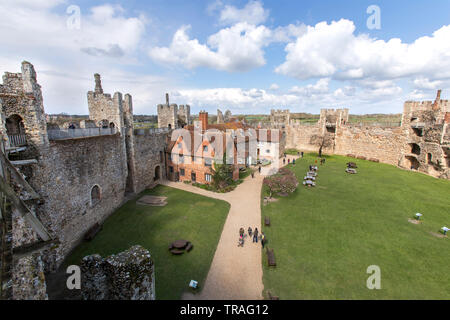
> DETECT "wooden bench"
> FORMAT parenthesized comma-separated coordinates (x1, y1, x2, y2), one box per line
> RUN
(265, 216, 270, 226)
(186, 242, 193, 252)
(84, 223, 102, 241)
(170, 249, 184, 255)
(266, 248, 276, 267)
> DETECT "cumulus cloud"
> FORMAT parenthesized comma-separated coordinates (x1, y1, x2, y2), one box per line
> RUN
(290, 78, 330, 96)
(275, 19, 450, 82)
(218, 0, 269, 26)
(149, 23, 272, 72)
(269, 83, 279, 90)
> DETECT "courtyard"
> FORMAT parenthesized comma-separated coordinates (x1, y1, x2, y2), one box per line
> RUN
(261, 153, 450, 299)
(65, 185, 230, 300)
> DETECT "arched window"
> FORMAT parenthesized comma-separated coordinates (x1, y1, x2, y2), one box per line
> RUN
(91, 185, 101, 206)
(427, 153, 432, 164)
(6, 114, 25, 135)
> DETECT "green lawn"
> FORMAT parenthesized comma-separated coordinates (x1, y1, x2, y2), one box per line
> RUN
(65, 185, 230, 300)
(261, 153, 450, 299)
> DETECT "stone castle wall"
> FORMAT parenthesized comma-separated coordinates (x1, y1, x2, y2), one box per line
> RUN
(334, 125, 407, 165)
(31, 134, 128, 268)
(132, 131, 169, 193)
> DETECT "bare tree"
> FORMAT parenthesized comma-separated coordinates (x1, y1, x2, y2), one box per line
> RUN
(309, 134, 334, 157)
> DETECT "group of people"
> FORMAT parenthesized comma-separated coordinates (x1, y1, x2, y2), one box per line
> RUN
(238, 227, 266, 248)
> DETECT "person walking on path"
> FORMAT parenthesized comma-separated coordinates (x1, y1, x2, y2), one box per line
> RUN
(288, 159, 291, 164)
(283, 158, 286, 165)
(239, 227, 244, 237)
(258, 166, 261, 174)
(261, 232, 266, 249)
(301, 151, 304, 158)
(253, 228, 259, 243)
(248, 227, 252, 237)
(293, 159, 296, 165)
(251, 171, 255, 178)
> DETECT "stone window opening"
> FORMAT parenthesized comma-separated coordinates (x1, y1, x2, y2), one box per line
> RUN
(180, 168, 185, 176)
(326, 126, 336, 133)
(90, 185, 101, 206)
(160, 151, 163, 163)
(427, 153, 433, 164)
(412, 127, 423, 137)
(6, 114, 25, 135)
(403, 156, 420, 170)
(410, 143, 421, 155)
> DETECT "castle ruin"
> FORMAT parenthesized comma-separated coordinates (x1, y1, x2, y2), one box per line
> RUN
(157, 93, 190, 129)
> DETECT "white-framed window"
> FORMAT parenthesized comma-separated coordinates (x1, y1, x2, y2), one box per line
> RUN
(205, 173, 212, 182)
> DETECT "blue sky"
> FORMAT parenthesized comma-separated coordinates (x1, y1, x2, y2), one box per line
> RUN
(1, 0, 449, 115)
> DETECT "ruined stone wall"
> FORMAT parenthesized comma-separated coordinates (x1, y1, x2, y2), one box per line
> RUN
(178, 105, 191, 126)
(81, 245, 155, 300)
(334, 125, 407, 165)
(132, 131, 169, 193)
(285, 124, 322, 152)
(30, 134, 128, 269)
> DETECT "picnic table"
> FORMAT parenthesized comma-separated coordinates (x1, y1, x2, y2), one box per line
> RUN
(304, 176, 316, 181)
(303, 180, 316, 187)
(307, 171, 317, 177)
(172, 240, 188, 249)
(346, 168, 357, 174)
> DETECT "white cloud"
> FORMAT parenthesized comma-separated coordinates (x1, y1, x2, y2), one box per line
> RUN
(149, 23, 272, 72)
(269, 83, 279, 90)
(276, 19, 450, 82)
(290, 78, 330, 96)
(219, 0, 269, 26)
(413, 78, 443, 90)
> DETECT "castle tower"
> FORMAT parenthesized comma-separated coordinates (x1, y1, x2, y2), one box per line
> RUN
(87, 74, 125, 134)
(157, 93, 178, 129)
(0, 61, 49, 149)
(123, 94, 137, 193)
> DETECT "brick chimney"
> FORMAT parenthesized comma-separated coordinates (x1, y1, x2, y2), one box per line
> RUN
(432, 89, 442, 111)
(199, 111, 208, 131)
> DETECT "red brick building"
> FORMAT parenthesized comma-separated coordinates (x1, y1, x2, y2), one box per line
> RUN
(165, 111, 241, 184)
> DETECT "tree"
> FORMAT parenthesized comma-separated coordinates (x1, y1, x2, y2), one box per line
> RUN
(263, 168, 299, 198)
(211, 153, 234, 190)
(310, 133, 334, 157)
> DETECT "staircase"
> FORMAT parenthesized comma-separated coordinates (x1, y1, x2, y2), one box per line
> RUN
(0, 135, 53, 299)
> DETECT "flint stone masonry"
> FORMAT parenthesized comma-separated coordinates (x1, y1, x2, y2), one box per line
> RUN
(12, 252, 48, 300)
(81, 245, 155, 300)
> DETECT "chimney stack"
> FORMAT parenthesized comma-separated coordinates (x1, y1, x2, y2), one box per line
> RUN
(94, 73, 103, 94)
(432, 89, 442, 111)
(166, 93, 170, 106)
(199, 111, 208, 132)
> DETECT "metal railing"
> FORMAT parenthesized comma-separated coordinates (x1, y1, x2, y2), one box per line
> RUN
(7, 134, 27, 147)
(47, 127, 117, 140)
(134, 127, 170, 135)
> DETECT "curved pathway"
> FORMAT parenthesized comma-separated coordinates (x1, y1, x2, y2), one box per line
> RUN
(162, 155, 298, 300)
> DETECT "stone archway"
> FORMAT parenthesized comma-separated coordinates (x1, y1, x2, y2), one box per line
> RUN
(402, 155, 420, 170)
(154, 166, 161, 181)
(6, 114, 25, 135)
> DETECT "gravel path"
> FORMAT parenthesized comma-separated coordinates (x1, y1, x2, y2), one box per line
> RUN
(163, 155, 298, 300)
